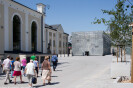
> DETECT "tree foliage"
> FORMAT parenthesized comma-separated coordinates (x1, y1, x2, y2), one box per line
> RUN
(94, 0, 133, 45)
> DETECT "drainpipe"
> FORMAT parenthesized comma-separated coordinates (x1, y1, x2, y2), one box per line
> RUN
(41, 15, 43, 53)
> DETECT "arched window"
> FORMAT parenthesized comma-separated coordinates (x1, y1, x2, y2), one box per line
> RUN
(13, 15, 21, 51)
(31, 21, 37, 51)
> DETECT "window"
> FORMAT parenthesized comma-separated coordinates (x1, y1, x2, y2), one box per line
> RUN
(59, 50, 61, 54)
(63, 36, 65, 39)
(66, 43, 68, 47)
(53, 40, 55, 47)
(59, 41, 61, 47)
(49, 39, 51, 46)
(66, 37, 68, 41)
(63, 42, 65, 47)
(54, 50, 56, 54)
(59, 34, 61, 38)
(49, 32, 52, 36)
(13, 15, 21, 51)
(53, 33, 55, 37)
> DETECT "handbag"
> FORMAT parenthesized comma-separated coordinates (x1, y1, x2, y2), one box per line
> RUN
(32, 76, 37, 84)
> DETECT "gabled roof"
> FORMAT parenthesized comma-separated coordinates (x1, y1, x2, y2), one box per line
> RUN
(45, 24, 69, 36)
(50, 24, 61, 29)
(45, 24, 57, 31)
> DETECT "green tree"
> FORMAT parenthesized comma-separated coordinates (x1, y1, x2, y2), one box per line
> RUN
(94, 0, 133, 45)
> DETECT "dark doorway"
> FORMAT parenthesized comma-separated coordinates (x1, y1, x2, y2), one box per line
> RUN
(13, 15, 21, 51)
(85, 51, 89, 56)
(31, 21, 37, 51)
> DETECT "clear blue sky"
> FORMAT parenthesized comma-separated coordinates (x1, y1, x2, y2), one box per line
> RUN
(15, 0, 117, 34)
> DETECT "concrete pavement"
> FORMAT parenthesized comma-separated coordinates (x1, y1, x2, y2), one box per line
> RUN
(0, 55, 118, 88)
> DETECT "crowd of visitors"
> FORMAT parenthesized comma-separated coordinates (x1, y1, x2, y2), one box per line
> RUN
(0, 54, 58, 87)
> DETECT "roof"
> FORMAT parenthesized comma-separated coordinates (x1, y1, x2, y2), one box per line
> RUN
(64, 32, 69, 35)
(45, 24, 57, 31)
(12, 0, 43, 15)
(45, 24, 69, 35)
(50, 24, 61, 29)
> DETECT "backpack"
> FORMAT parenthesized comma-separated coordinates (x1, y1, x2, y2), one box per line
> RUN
(51, 55, 58, 62)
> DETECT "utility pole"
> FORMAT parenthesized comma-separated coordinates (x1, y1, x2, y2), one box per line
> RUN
(130, 23, 133, 83)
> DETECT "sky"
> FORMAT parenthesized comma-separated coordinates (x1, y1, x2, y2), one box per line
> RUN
(14, 0, 118, 35)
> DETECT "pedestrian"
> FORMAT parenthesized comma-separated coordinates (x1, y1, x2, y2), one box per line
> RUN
(2, 55, 12, 85)
(10, 57, 14, 78)
(41, 56, 52, 86)
(13, 57, 23, 84)
(30, 53, 36, 61)
(33, 58, 39, 77)
(21, 57, 27, 76)
(51, 54, 58, 71)
(25, 60, 37, 87)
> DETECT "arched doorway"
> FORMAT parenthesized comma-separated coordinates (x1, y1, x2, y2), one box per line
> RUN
(31, 21, 37, 51)
(13, 15, 21, 51)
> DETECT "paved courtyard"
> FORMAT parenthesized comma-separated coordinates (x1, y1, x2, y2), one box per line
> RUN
(0, 55, 118, 88)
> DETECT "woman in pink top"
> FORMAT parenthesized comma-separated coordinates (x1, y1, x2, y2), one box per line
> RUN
(21, 57, 27, 76)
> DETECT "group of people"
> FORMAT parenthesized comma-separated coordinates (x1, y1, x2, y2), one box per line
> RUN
(1, 54, 58, 88)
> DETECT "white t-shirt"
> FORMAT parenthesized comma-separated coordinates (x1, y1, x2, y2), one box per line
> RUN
(26, 62, 35, 75)
(14, 61, 21, 71)
(3, 58, 11, 69)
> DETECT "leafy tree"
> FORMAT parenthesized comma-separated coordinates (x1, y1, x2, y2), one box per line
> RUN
(94, 0, 133, 45)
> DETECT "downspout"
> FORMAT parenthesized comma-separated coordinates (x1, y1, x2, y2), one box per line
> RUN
(41, 15, 43, 53)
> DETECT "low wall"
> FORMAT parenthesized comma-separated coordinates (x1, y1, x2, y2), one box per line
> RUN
(58, 54, 72, 57)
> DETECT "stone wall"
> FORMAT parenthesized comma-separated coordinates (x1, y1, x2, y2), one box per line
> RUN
(72, 31, 111, 56)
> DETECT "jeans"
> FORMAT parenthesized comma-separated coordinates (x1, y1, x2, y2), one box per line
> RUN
(11, 70, 14, 78)
(52, 62, 57, 71)
(22, 66, 26, 76)
(35, 67, 38, 75)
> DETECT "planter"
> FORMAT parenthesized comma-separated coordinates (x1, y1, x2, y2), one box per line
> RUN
(111, 62, 131, 78)
(112, 57, 131, 62)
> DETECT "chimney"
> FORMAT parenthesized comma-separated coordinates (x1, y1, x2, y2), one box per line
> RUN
(37, 3, 46, 14)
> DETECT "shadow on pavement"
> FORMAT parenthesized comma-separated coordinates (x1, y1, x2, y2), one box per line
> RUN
(33, 84, 44, 88)
(51, 76, 58, 77)
(56, 70, 62, 71)
(17, 81, 29, 84)
(57, 62, 69, 66)
(33, 82, 60, 88)
(47, 82, 60, 85)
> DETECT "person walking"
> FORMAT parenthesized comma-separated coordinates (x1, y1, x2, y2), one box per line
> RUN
(2, 55, 12, 85)
(51, 54, 58, 71)
(41, 56, 52, 86)
(33, 58, 39, 77)
(25, 60, 37, 87)
(21, 57, 27, 76)
(30, 53, 36, 61)
(13, 57, 23, 84)
(10, 57, 14, 78)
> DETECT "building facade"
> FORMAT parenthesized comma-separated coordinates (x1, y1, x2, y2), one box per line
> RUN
(72, 31, 111, 56)
(0, 0, 69, 55)
(45, 24, 69, 54)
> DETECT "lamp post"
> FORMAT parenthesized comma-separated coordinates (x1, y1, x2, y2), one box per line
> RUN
(129, 23, 133, 83)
